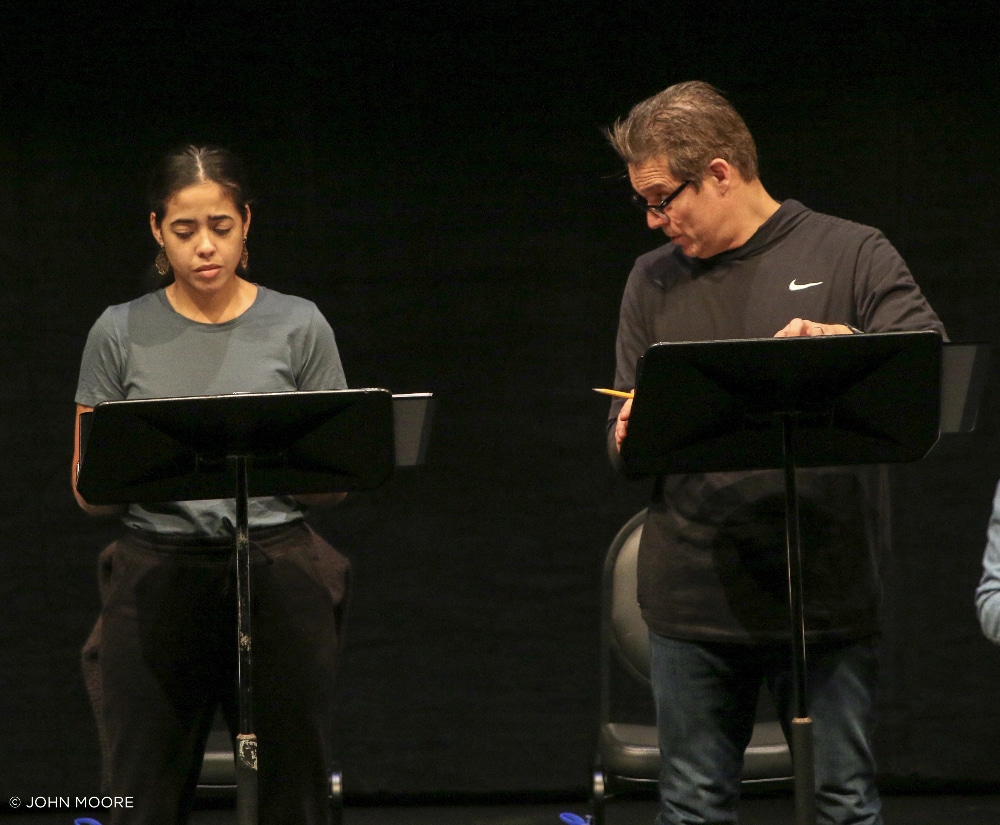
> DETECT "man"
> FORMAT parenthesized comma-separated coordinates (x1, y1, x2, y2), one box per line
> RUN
(604, 82, 945, 825)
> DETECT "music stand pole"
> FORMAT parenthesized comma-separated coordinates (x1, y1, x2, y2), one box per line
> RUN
(782, 415, 816, 825)
(231, 455, 259, 825)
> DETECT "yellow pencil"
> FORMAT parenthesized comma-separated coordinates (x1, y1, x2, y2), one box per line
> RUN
(593, 388, 634, 399)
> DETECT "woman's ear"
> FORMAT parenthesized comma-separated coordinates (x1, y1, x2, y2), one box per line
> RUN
(149, 211, 163, 246)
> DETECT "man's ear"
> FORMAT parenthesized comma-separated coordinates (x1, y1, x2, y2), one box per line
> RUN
(706, 158, 733, 193)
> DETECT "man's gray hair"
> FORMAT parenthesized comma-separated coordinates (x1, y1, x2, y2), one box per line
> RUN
(605, 81, 759, 185)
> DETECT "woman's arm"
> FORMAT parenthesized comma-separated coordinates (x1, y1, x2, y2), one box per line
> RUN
(72, 404, 125, 516)
(294, 492, 347, 507)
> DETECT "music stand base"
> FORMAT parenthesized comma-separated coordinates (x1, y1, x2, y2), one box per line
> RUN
(791, 717, 816, 825)
(236, 732, 259, 825)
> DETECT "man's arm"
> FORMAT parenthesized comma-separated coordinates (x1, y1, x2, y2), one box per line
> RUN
(854, 232, 946, 336)
(608, 267, 650, 468)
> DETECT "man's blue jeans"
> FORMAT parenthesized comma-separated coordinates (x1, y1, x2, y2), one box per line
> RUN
(648, 632, 882, 825)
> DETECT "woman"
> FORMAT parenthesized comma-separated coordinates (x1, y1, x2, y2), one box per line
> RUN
(73, 145, 350, 825)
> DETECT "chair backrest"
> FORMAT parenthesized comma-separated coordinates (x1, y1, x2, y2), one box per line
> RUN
(603, 508, 650, 685)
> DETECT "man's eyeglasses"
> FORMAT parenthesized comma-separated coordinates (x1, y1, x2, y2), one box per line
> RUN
(631, 180, 690, 218)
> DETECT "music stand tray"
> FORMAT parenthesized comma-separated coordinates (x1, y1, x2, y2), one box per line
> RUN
(621, 331, 943, 476)
(77, 388, 398, 504)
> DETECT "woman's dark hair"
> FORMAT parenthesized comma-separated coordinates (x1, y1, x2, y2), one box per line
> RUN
(146, 145, 253, 289)
(148, 144, 253, 225)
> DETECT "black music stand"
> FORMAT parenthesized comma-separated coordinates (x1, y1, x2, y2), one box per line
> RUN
(620, 331, 944, 825)
(76, 388, 414, 825)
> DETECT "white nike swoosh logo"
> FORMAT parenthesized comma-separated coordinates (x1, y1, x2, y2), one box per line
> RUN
(789, 279, 824, 291)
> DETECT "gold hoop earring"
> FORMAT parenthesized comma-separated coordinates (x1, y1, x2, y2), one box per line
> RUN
(155, 246, 171, 276)
(240, 238, 249, 270)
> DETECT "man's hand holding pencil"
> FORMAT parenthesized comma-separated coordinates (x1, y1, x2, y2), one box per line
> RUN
(594, 388, 635, 451)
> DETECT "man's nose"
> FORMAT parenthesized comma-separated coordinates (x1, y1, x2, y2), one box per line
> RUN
(646, 210, 669, 230)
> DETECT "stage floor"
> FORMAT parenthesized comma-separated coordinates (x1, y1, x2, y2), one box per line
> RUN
(5, 792, 1000, 824)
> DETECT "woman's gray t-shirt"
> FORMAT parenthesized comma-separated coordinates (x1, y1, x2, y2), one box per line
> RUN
(75, 285, 347, 536)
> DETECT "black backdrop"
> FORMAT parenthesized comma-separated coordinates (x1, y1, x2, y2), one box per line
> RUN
(3, 0, 1000, 804)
